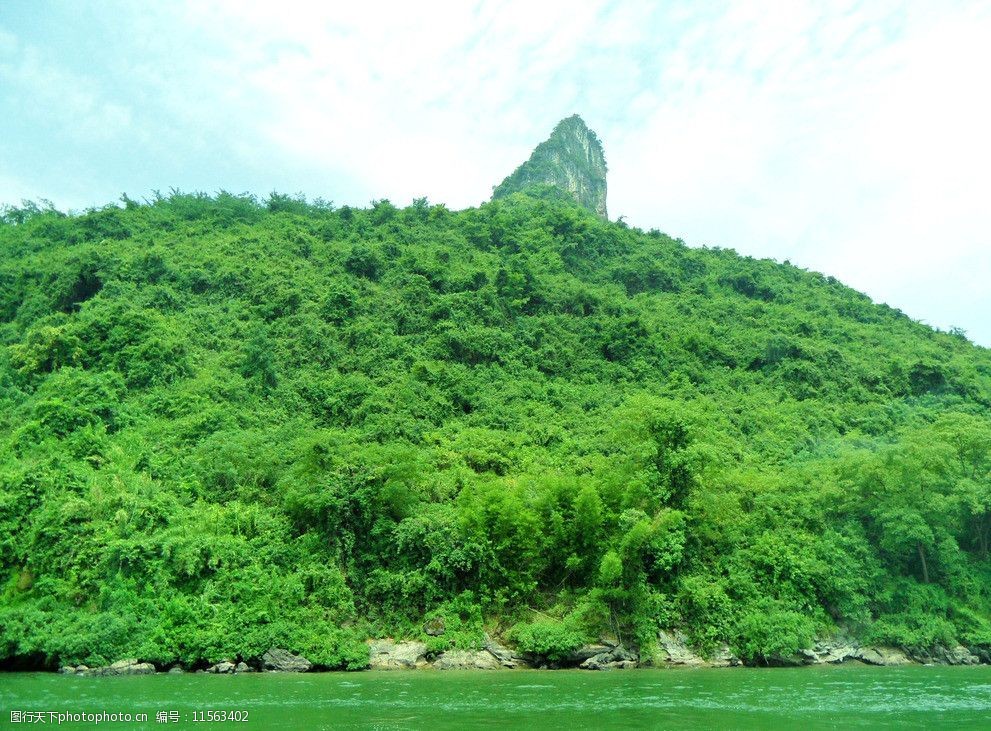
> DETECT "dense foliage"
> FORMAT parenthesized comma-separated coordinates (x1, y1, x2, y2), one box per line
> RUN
(1, 189, 990, 669)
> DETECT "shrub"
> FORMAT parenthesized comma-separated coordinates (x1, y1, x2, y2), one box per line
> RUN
(733, 603, 817, 664)
(509, 618, 586, 663)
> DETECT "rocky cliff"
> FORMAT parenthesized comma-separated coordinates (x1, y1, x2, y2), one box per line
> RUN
(492, 115, 608, 218)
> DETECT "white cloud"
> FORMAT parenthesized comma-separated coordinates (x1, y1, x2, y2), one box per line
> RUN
(0, 43, 133, 143)
(608, 0, 991, 343)
(0, 172, 36, 208)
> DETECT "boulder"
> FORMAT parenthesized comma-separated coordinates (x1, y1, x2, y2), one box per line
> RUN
(564, 644, 613, 665)
(167, 666, 185, 674)
(945, 645, 980, 665)
(970, 647, 991, 664)
(912, 645, 980, 666)
(261, 648, 312, 673)
(855, 646, 912, 666)
(82, 659, 156, 677)
(433, 650, 502, 670)
(208, 661, 236, 674)
(580, 645, 638, 670)
(108, 659, 156, 676)
(109, 659, 155, 675)
(806, 640, 858, 665)
(423, 617, 446, 636)
(484, 636, 526, 668)
(578, 654, 611, 671)
(235, 662, 251, 673)
(367, 640, 428, 670)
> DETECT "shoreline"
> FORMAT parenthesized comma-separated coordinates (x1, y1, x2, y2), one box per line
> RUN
(34, 636, 991, 677)
(7, 660, 990, 676)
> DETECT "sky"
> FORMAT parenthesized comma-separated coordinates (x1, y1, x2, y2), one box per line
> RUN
(1, 0, 989, 345)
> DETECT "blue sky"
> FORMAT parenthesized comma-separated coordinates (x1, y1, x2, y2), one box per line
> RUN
(1, 0, 989, 345)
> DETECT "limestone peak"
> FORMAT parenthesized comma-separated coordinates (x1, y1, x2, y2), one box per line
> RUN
(492, 115, 608, 218)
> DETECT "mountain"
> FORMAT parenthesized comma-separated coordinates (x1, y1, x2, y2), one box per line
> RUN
(493, 115, 608, 218)
(0, 182, 990, 671)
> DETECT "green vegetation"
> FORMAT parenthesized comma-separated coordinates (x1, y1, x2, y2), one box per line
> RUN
(1, 189, 989, 669)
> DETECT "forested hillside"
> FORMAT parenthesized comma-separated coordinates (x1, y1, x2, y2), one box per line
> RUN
(1, 189, 990, 669)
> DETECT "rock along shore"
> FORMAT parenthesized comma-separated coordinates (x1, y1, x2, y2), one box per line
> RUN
(54, 631, 988, 676)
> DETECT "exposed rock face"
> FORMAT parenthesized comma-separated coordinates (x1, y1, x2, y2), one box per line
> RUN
(796, 639, 911, 667)
(261, 648, 312, 672)
(799, 639, 859, 665)
(655, 630, 706, 667)
(908, 645, 979, 666)
(433, 649, 502, 670)
(854, 646, 912, 666)
(493, 115, 608, 218)
(651, 632, 935, 668)
(367, 640, 428, 670)
(484, 636, 527, 669)
(653, 630, 740, 668)
(708, 643, 742, 668)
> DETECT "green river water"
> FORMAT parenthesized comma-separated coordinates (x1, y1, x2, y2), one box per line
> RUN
(2, 666, 990, 730)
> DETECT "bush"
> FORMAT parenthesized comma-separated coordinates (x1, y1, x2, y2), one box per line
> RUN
(509, 618, 586, 663)
(733, 603, 817, 664)
(27, 368, 125, 437)
(865, 614, 957, 653)
(677, 575, 734, 653)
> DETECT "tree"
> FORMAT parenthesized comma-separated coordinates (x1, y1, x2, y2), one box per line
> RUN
(934, 414, 991, 556)
(859, 436, 960, 584)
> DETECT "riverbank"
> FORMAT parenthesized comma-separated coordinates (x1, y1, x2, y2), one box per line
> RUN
(49, 631, 989, 677)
